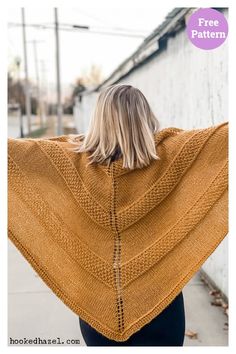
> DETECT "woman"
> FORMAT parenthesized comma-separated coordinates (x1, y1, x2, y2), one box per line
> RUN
(8, 84, 228, 346)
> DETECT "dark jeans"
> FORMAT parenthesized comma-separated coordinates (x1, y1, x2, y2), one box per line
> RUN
(79, 291, 185, 346)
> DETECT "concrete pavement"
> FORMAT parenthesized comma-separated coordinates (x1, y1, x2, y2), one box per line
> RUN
(183, 273, 228, 346)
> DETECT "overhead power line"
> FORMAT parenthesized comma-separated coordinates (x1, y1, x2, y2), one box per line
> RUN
(40, 21, 151, 33)
(8, 22, 147, 38)
(71, 8, 154, 33)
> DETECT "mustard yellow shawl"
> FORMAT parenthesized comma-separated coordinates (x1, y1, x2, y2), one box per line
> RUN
(8, 121, 228, 341)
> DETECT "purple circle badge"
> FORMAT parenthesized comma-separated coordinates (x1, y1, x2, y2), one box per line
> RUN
(186, 8, 228, 50)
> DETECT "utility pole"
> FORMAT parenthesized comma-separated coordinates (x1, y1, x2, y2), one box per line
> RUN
(40, 60, 48, 124)
(28, 40, 44, 128)
(21, 8, 31, 134)
(54, 8, 63, 136)
(15, 57, 24, 138)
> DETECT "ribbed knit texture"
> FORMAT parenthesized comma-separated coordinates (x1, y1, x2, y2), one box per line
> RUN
(8, 121, 228, 341)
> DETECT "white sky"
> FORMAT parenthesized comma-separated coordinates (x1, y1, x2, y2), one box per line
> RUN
(8, 6, 172, 101)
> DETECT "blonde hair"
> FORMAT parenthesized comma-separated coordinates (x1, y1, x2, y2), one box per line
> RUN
(68, 84, 160, 170)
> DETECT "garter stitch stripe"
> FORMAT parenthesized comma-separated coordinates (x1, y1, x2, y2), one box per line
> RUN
(8, 121, 228, 341)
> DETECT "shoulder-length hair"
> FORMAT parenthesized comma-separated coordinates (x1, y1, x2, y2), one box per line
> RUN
(68, 84, 160, 170)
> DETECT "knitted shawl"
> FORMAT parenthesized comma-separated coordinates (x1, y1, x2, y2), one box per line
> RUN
(8, 121, 228, 342)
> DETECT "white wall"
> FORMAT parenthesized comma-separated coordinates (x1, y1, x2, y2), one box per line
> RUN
(201, 237, 228, 297)
(74, 9, 228, 297)
(74, 94, 98, 134)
